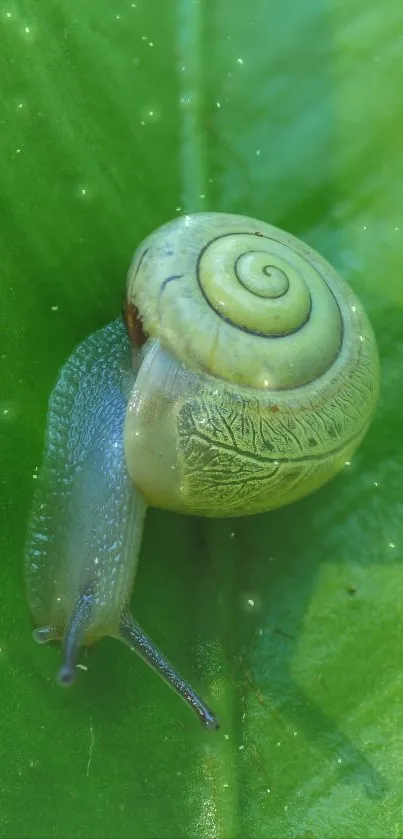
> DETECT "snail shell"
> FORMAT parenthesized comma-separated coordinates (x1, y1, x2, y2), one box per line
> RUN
(124, 212, 379, 517)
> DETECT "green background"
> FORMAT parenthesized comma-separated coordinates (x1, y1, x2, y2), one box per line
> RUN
(1, 0, 402, 836)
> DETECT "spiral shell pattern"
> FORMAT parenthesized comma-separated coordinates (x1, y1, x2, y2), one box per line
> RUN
(126, 213, 350, 390)
(124, 212, 379, 517)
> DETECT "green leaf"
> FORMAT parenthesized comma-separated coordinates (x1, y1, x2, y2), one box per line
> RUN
(0, 0, 401, 836)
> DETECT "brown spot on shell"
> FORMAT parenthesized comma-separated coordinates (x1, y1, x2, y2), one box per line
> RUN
(123, 299, 148, 348)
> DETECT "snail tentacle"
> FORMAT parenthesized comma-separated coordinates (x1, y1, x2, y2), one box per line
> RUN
(117, 612, 219, 730)
(33, 626, 60, 644)
(57, 591, 95, 686)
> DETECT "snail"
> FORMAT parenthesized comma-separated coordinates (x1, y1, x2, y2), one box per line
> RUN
(25, 212, 380, 730)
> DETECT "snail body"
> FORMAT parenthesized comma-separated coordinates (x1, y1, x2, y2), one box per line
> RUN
(25, 212, 379, 729)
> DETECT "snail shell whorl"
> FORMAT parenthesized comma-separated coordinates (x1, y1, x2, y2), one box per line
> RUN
(125, 213, 379, 517)
(127, 213, 347, 389)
